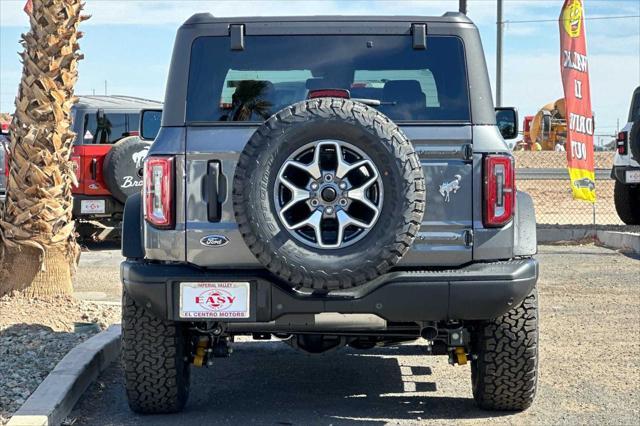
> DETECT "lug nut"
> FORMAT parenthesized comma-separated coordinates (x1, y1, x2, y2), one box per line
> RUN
(311, 182, 319, 190)
(339, 182, 347, 190)
(311, 199, 319, 207)
(325, 206, 334, 214)
(324, 174, 333, 182)
(339, 198, 348, 206)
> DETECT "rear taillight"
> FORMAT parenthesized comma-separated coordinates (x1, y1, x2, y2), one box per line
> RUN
(308, 89, 350, 99)
(71, 155, 81, 182)
(484, 155, 515, 227)
(144, 156, 174, 229)
(616, 131, 628, 155)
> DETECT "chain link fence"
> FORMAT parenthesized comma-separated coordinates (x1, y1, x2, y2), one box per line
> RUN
(513, 151, 624, 226)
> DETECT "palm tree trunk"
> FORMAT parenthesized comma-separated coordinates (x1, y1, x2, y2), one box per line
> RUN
(0, 0, 88, 297)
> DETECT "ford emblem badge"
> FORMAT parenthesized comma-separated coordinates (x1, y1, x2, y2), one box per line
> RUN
(200, 235, 229, 247)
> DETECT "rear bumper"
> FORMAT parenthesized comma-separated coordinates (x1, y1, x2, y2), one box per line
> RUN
(611, 165, 640, 184)
(122, 258, 538, 325)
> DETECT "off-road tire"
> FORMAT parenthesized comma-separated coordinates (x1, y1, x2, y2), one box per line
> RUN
(614, 180, 640, 225)
(122, 290, 190, 414)
(629, 121, 640, 161)
(233, 98, 425, 290)
(471, 290, 538, 411)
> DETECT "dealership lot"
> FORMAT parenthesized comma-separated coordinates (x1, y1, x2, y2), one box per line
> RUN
(66, 244, 639, 425)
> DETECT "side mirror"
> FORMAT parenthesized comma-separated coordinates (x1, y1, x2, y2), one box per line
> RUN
(495, 107, 519, 140)
(140, 109, 162, 141)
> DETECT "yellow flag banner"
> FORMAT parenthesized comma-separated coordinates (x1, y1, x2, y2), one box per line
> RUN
(559, 0, 596, 202)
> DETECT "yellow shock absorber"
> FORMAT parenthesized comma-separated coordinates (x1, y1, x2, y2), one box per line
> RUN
(455, 347, 468, 365)
(193, 336, 209, 367)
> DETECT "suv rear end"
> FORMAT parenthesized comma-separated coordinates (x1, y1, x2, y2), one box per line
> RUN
(121, 13, 539, 414)
(611, 86, 640, 224)
(70, 96, 162, 239)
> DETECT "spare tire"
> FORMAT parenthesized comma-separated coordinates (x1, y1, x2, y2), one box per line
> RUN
(103, 136, 150, 204)
(233, 98, 425, 290)
(629, 121, 640, 161)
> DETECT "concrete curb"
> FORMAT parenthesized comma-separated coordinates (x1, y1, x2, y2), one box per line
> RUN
(537, 228, 640, 254)
(7, 325, 121, 426)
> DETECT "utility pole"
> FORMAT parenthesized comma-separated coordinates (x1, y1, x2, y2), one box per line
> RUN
(104, 80, 107, 96)
(496, 0, 504, 107)
(459, 0, 467, 14)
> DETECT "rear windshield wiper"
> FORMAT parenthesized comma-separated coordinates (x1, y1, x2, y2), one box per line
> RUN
(351, 98, 397, 107)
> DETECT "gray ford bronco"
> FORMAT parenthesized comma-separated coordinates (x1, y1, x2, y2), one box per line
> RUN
(121, 13, 539, 414)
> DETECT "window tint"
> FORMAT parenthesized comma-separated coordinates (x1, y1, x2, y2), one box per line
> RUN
(187, 35, 469, 123)
(83, 112, 133, 144)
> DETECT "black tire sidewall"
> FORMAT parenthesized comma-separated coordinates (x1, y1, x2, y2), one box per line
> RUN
(629, 121, 640, 161)
(233, 99, 425, 288)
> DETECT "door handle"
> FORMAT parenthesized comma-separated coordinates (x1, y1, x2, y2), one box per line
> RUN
(206, 161, 226, 222)
(90, 158, 97, 180)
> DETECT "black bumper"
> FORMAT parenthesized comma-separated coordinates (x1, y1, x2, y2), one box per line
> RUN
(611, 165, 640, 184)
(122, 258, 538, 324)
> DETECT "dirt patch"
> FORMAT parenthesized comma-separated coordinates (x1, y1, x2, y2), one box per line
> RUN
(0, 293, 121, 425)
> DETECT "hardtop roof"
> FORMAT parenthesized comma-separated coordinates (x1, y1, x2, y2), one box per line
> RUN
(74, 95, 163, 111)
(182, 12, 472, 26)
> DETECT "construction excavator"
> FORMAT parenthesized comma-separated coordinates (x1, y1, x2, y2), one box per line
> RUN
(516, 98, 567, 151)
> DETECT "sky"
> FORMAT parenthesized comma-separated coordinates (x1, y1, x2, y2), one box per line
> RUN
(1, 0, 639, 145)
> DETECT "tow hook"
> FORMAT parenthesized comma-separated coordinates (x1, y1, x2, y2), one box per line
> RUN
(193, 336, 210, 367)
(192, 335, 233, 367)
(453, 347, 468, 365)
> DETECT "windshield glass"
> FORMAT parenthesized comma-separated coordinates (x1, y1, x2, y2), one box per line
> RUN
(187, 35, 470, 123)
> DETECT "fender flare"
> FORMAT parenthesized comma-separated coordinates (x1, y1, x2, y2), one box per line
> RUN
(122, 192, 144, 259)
(514, 190, 537, 257)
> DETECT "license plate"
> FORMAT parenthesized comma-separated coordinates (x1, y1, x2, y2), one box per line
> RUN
(179, 282, 250, 319)
(80, 199, 105, 214)
(626, 170, 640, 183)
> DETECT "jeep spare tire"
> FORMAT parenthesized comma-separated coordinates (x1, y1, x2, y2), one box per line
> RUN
(103, 136, 151, 204)
(233, 98, 425, 290)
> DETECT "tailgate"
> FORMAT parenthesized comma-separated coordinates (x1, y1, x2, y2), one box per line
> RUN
(184, 125, 473, 268)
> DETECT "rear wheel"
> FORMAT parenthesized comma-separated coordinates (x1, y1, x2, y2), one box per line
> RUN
(471, 290, 538, 411)
(614, 181, 640, 225)
(122, 290, 190, 414)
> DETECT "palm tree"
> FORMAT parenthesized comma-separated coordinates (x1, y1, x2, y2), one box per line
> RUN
(0, 0, 88, 297)
(231, 80, 273, 121)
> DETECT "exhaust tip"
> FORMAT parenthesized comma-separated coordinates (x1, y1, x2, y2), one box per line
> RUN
(420, 326, 438, 340)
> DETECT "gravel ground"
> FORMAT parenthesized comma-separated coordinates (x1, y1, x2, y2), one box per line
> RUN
(0, 294, 121, 425)
(67, 244, 640, 425)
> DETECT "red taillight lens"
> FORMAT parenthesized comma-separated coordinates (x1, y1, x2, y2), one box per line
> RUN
(144, 156, 174, 229)
(616, 131, 628, 155)
(484, 155, 515, 227)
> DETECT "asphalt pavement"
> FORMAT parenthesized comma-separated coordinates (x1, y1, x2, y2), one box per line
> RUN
(67, 244, 640, 425)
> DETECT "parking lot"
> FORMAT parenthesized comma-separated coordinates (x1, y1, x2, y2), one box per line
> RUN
(67, 244, 640, 425)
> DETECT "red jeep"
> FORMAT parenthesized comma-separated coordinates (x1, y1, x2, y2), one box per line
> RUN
(70, 96, 162, 240)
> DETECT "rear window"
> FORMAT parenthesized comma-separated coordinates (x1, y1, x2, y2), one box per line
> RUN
(187, 35, 470, 123)
(82, 112, 140, 144)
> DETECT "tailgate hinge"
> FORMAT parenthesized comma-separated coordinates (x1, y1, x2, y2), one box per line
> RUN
(412, 23, 427, 50)
(464, 229, 474, 247)
(463, 143, 473, 161)
(229, 24, 245, 50)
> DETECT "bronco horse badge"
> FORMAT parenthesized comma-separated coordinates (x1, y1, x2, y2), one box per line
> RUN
(439, 175, 462, 202)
